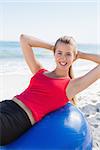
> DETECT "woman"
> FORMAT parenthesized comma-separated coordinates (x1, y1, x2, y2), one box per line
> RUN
(0, 34, 100, 146)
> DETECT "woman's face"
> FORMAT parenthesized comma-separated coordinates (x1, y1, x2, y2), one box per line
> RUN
(54, 42, 75, 70)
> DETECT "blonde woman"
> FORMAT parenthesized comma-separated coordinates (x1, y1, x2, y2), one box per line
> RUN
(0, 34, 100, 145)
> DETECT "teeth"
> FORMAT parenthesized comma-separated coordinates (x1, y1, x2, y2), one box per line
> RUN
(60, 62, 67, 66)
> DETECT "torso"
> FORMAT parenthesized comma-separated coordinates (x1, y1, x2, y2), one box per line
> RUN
(15, 69, 71, 122)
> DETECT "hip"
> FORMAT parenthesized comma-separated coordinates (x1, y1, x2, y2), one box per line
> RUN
(12, 97, 36, 125)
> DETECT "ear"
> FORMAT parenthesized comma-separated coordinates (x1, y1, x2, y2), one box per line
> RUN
(73, 55, 76, 62)
(73, 50, 79, 61)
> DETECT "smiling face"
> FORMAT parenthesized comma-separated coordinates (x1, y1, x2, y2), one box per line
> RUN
(54, 41, 75, 71)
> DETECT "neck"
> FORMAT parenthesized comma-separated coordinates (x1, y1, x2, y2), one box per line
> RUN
(53, 68, 69, 78)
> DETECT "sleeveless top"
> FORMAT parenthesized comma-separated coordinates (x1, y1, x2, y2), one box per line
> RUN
(15, 69, 70, 122)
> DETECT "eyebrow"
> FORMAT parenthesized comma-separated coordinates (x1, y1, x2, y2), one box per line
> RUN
(57, 50, 62, 52)
(57, 50, 71, 53)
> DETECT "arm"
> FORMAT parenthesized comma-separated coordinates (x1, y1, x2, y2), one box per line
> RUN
(20, 34, 54, 74)
(66, 64, 100, 100)
(77, 51, 100, 64)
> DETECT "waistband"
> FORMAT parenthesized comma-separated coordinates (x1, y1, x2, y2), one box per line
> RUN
(12, 97, 35, 125)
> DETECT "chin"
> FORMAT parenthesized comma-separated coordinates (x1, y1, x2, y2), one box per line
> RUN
(59, 66, 69, 71)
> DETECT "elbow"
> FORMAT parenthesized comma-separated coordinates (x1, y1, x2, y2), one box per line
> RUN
(20, 34, 25, 41)
(19, 34, 31, 46)
(20, 34, 28, 44)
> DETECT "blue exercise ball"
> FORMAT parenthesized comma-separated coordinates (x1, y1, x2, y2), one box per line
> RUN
(0, 103, 92, 150)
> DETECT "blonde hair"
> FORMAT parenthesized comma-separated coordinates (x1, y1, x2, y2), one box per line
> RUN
(54, 36, 77, 105)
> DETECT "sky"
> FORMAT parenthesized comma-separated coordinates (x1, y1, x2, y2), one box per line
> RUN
(0, 0, 100, 44)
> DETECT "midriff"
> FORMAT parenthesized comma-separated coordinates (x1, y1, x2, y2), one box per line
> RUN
(12, 97, 36, 125)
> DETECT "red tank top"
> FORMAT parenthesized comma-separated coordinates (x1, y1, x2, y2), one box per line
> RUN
(15, 69, 70, 122)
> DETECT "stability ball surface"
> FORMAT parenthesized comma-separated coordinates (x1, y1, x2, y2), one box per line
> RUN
(0, 103, 92, 150)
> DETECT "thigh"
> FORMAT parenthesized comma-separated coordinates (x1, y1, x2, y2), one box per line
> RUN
(0, 100, 32, 146)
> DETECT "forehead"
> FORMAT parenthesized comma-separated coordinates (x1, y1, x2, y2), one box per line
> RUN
(56, 42, 74, 52)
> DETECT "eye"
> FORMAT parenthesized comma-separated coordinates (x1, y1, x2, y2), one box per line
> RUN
(58, 52, 62, 54)
(67, 53, 71, 56)
(57, 51, 62, 55)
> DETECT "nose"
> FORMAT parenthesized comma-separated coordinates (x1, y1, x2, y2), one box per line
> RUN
(61, 55, 67, 62)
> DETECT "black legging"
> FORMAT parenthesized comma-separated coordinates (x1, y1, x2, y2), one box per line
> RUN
(0, 100, 32, 146)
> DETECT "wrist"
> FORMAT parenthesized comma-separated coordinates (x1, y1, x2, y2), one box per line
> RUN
(47, 44, 54, 51)
(75, 51, 80, 59)
(77, 51, 83, 59)
(50, 45, 54, 51)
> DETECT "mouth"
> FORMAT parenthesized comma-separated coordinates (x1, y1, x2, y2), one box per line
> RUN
(59, 62, 67, 66)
